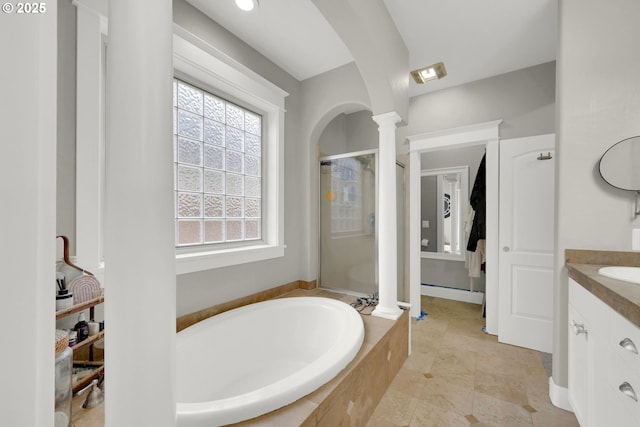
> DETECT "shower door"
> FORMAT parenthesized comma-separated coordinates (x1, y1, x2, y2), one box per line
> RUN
(319, 151, 377, 295)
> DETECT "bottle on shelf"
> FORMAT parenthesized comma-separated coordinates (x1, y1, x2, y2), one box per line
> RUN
(74, 312, 89, 343)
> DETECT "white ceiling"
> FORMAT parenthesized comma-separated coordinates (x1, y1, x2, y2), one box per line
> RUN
(187, 0, 557, 98)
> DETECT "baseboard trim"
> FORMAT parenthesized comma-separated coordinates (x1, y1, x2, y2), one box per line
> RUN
(421, 284, 484, 305)
(548, 376, 573, 412)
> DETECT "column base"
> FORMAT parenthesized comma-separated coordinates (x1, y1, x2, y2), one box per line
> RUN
(372, 305, 403, 320)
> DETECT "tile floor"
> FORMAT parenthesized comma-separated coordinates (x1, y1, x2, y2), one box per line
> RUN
(366, 296, 579, 427)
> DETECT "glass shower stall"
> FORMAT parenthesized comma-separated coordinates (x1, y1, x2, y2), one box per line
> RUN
(319, 149, 406, 301)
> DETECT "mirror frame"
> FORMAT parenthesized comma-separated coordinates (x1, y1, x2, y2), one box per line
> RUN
(420, 166, 469, 261)
(598, 135, 640, 191)
(598, 135, 640, 218)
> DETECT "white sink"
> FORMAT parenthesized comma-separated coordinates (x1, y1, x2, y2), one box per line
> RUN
(598, 266, 640, 284)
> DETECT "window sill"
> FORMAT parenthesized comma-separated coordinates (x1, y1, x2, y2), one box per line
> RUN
(176, 243, 286, 275)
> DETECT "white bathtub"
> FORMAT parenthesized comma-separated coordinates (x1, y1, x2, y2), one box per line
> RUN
(176, 296, 365, 426)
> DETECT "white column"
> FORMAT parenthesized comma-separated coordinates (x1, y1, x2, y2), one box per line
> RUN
(1, 4, 57, 425)
(105, 2, 176, 426)
(372, 112, 403, 320)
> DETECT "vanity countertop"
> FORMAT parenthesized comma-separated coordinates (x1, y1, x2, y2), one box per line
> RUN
(566, 249, 640, 328)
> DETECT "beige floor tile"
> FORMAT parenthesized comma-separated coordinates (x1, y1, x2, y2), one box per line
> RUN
(370, 296, 578, 427)
(531, 406, 580, 427)
(472, 392, 533, 427)
(420, 376, 474, 415)
(409, 400, 471, 427)
(402, 348, 436, 373)
(388, 367, 429, 399)
(476, 354, 528, 380)
(369, 387, 418, 426)
(474, 371, 528, 406)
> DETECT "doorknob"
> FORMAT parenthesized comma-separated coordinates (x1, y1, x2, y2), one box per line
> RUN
(503, 246, 510, 252)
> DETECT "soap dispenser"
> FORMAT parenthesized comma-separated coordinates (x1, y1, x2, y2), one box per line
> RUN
(74, 312, 89, 343)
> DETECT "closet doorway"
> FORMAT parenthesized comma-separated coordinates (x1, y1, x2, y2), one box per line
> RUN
(408, 121, 501, 332)
(408, 122, 555, 353)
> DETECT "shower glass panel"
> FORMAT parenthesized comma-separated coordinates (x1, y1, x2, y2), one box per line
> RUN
(319, 151, 377, 295)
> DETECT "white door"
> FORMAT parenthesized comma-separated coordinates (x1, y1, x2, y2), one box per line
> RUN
(498, 134, 555, 353)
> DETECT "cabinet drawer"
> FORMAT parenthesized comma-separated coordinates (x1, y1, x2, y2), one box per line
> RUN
(610, 308, 640, 374)
(608, 354, 640, 422)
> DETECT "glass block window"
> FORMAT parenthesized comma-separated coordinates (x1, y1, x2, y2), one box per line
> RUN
(173, 78, 262, 246)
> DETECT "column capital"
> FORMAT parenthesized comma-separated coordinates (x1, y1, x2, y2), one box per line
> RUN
(372, 111, 402, 128)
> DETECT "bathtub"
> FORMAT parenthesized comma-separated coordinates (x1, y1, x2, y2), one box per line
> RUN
(176, 296, 365, 426)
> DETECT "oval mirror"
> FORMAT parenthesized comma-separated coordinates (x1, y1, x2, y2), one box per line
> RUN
(599, 136, 640, 191)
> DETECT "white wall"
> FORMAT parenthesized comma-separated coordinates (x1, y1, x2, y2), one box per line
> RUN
(318, 114, 348, 155)
(402, 63, 556, 293)
(318, 110, 378, 156)
(311, 0, 409, 120)
(553, 0, 640, 388)
(398, 61, 556, 149)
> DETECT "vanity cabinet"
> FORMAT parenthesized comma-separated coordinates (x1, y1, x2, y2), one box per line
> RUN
(568, 278, 640, 426)
(607, 306, 640, 425)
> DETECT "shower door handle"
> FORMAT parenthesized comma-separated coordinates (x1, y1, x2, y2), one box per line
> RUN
(503, 246, 510, 252)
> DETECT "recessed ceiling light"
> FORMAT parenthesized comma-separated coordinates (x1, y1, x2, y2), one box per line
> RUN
(235, 0, 258, 12)
(410, 62, 447, 84)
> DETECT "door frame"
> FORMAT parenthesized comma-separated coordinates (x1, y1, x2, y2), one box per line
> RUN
(407, 120, 501, 335)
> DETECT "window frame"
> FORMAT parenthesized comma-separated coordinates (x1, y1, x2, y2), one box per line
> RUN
(74, 6, 287, 277)
(172, 30, 287, 274)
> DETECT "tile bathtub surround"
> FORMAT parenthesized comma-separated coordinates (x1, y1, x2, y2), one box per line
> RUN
(176, 279, 317, 331)
(367, 296, 579, 427)
(69, 287, 406, 427)
(230, 288, 409, 426)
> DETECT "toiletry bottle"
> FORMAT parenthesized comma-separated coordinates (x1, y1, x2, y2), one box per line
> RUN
(74, 312, 89, 343)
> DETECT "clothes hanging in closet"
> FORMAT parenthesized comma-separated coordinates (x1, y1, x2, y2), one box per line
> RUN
(467, 153, 486, 252)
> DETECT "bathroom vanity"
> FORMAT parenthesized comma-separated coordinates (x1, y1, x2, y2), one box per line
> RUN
(566, 249, 640, 427)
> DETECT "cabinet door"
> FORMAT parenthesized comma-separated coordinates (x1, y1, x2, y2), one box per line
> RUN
(568, 279, 610, 427)
(568, 303, 590, 426)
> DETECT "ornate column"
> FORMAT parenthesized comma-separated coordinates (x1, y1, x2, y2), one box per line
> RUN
(372, 112, 403, 320)
(105, 1, 176, 426)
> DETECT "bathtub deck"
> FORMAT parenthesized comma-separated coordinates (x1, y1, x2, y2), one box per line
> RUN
(69, 287, 409, 427)
(229, 288, 409, 427)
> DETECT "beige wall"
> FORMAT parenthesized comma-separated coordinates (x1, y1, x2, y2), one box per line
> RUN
(553, 0, 640, 387)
